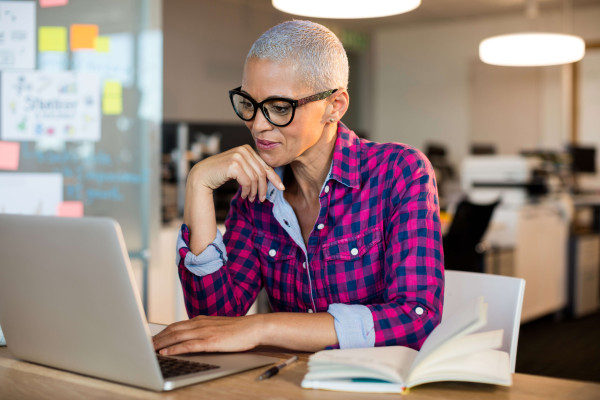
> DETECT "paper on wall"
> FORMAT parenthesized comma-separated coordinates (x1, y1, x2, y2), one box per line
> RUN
(70, 24, 98, 51)
(57, 201, 84, 217)
(0, 1, 36, 70)
(103, 80, 123, 115)
(39, 0, 69, 8)
(38, 26, 67, 52)
(94, 36, 110, 53)
(0, 141, 20, 170)
(1, 71, 101, 142)
(0, 172, 63, 216)
(72, 32, 134, 87)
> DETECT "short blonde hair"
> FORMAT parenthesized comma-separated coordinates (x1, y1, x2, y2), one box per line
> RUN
(245, 20, 349, 92)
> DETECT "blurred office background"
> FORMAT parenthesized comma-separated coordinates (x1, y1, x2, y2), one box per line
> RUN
(1, 0, 599, 383)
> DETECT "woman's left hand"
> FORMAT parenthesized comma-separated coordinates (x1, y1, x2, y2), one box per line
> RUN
(153, 314, 263, 355)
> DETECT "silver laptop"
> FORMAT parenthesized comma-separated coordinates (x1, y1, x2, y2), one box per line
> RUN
(0, 214, 278, 391)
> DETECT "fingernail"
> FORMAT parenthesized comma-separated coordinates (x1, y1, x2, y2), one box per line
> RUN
(279, 184, 285, 190)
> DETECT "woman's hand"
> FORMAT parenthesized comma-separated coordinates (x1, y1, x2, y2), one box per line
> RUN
(153, 314, 264, 355)
(153, 312, 338, 354)
(188, 144, 285, 203)
(183, 144, 285, 254)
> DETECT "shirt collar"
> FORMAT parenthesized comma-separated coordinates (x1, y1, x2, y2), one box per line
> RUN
(265, 122, 361, 202)
(329, 122, 361, 189)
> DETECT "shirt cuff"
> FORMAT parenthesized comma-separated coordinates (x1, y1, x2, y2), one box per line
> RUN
(176, 224, 227, 277)
(327, 303, 376, 349)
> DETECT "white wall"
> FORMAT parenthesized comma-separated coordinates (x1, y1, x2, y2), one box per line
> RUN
(372, 5, 600, 173)
(163, 1, 285, 122)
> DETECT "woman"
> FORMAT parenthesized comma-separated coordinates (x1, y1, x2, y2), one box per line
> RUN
(153, 20, 444, 355)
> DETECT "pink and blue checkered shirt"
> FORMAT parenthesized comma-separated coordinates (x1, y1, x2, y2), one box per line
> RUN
(177, 123, 444, 350)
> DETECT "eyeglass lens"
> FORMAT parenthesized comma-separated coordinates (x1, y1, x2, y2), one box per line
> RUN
(230, 93, 294, 126)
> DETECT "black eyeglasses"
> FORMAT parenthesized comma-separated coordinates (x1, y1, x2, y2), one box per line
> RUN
(228, 87, 338, 127)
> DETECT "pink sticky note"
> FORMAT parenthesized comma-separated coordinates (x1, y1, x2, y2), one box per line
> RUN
(40, 0, 69, 7)
(0, 141, 20, 170)
(57, 201, 84, 218)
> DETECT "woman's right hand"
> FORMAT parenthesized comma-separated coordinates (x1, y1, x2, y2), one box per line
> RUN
(188, 144, 285, 203)
(183, 145, 285, 255)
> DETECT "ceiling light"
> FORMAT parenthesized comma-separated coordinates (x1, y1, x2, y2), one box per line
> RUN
(272, 0, 421, 19)
(479, 0, 585, 67)
(479, 33, 585, 67)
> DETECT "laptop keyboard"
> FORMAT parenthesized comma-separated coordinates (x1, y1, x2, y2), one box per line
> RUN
(157, 355, 220, 379)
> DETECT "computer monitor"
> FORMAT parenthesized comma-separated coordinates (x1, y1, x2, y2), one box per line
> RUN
(569, 146, 597, 173)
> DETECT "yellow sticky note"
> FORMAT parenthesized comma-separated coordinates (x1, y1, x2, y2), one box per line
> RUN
(38, 26, 67, 52)
(94, 36, 110, 53)
(70, 24, 99, 51)
(103, 81, 123, 115)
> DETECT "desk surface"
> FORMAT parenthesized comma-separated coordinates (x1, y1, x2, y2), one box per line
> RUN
(1, 347, 599, 399)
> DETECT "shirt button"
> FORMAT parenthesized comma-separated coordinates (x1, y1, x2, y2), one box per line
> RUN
(324, 186, 330, 193)
(307, 309, 314, 313)
(303, 262, 307, 269)
(350, 248, 359, 256)
(415, 307, 424, 316)
(268, 249, 276, 257)
(317, 223, 324, 230)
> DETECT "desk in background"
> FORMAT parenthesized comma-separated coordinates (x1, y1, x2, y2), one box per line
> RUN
(569, 194, 600, 317)
(1, 347, 599, 399)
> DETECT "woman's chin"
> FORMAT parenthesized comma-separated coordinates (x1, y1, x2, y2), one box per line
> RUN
(257, 151, 284, 168)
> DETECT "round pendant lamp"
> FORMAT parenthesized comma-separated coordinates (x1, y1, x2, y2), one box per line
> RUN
(272, 0, 421, 19)
(479, 32, 585, 67)
(479, 0, 585, 67)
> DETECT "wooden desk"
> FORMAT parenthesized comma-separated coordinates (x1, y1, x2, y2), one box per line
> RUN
(1, 347, 599, 399)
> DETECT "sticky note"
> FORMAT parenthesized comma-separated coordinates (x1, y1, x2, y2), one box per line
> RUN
(0, 142, 20, 170)
(39, 26, 67, 52)
(70, 24, 99, 51)
(102, 81, 123, 115)
(94, 36, 110, 53)
(40, 0, 69, 7)
(57, 201, 84, 218)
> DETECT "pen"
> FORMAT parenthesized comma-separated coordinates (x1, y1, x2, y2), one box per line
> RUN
(257, 356, 298, 381)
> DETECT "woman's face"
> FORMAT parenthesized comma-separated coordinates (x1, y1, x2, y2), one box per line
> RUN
(241, 59, 330, 168)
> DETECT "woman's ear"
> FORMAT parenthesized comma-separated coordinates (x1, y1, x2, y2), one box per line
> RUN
(326, 90, 349, 124)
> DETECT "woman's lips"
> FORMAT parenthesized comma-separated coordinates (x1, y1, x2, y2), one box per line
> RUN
(256, 139, 280, 150)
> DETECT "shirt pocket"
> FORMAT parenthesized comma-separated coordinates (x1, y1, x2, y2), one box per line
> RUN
(322, 227, 386, 304)
(254, 232, 299, 311)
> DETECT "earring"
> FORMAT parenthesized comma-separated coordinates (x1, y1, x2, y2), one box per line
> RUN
(329, 118, 335, 123)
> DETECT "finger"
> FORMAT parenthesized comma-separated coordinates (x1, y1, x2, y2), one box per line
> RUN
(159, 339, 211, 356)
(244, 167, 258, 202)
(228, 159, 254, 199)
(241, 147, 269, 202)
(153, 325, 212, 351)
(248, 148, 285, 192)
(153, 319, 195, 342)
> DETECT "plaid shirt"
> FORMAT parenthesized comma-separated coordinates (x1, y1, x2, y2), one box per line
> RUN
(177, 123, 444, 350)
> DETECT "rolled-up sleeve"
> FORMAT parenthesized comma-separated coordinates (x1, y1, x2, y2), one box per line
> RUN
(327, 303, 375, 348)
(176, 225, 227, 277)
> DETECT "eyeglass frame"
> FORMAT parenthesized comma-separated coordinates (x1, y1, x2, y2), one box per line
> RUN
(228, 87, 339, 127)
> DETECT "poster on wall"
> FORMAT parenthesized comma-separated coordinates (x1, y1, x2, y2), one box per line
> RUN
(1, 71, 101, 141)
(0, 172, 63, 215)
(72, 33, 134, 87)
(0, 1, 36, 70)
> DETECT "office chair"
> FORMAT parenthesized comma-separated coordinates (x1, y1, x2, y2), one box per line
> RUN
(443, 197, 500, 272)
(443, 270, 526, 373)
